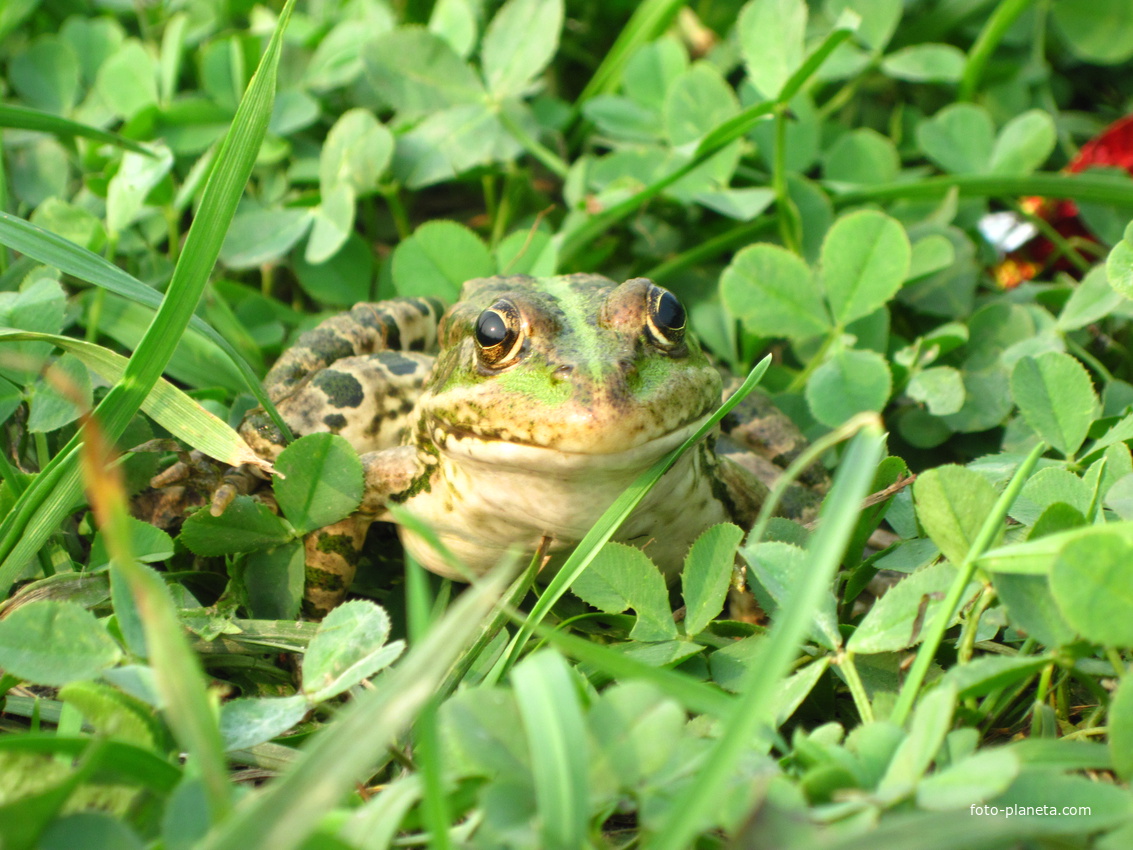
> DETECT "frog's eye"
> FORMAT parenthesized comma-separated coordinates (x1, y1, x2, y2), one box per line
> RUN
(645, 286, 686, 349)
(475, 299, 524, 367)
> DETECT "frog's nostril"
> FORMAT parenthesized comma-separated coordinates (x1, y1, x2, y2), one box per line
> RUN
(553, 364, 574, 380)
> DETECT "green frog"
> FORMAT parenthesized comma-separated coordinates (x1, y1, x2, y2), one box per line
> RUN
(177, 274, 820, 614)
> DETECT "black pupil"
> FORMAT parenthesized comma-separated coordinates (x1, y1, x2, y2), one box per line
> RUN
(655, 291, 685, 331)
(476, 310, 509, 347)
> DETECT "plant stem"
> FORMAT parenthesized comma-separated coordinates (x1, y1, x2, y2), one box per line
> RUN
(958, 0, 1035, 101)
(890, 441, 1046, 727)
(496, 106, 569, 179)
(839, 652, 875, 724)
(772, 105, 802, 254)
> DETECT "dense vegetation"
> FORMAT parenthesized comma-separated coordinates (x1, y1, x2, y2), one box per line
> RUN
(4, 0, 1133, 847)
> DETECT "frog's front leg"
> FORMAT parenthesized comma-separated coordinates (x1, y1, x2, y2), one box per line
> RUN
(303, 445, 428, 616)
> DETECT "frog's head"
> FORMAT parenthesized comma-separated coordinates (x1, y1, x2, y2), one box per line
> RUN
(419, 274, 721, 459)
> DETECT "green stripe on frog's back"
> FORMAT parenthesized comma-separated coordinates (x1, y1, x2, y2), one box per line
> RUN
(537, 274, 612, 379)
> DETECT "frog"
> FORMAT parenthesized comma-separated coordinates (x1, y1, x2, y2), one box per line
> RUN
(158, 274, 821, 615)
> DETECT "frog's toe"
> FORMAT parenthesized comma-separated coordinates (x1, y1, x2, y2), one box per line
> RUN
(150, 459, 191, 489)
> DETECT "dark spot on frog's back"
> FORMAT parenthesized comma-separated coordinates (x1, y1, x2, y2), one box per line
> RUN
(378, 350, 424, 376)
(305, 328, 355, 363)
(323, 412, 347, 431)
(313, 370, 364, 408)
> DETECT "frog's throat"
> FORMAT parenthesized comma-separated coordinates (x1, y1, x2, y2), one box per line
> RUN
(429, 412, 714, 472)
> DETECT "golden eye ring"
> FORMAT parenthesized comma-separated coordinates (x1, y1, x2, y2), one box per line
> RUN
(474, 299, 524, 367)
(645, 286, 686, 349)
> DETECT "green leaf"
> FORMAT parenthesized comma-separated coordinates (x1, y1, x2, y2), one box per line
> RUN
(1052, 0, 1133, 64)
(1106, 221, 1133, 298)
(681, 523, 743, 637)
(907, 366, 964, 416)
(29, 197, 105, 251)
(179, 496, 293, 557)
(1050, 530, 1133, 646)
(106, 144, 174, 237)
(743, 541, 841, 649)
(738, 0, 807, 99)
(915, 748, 1019, 810)
(304, 184, 356, 265)
(941, 654, 1052, 699)
(570, 542, 677, 642)
(243, 543, 305, 620)
(917, 103, 995, 174)
(805, 347, 892, 427)
(318, 108, 393, 196)
(1109, 673, 1133, 781)
(1009, 467, 1090, 526)
(364, 28, 484, 118)
(496, 228, 557, 276)
(219, 208, 312, 270)
(1010, 352, 1098, 457)
(0, 601, 121, 686)
(881, 44, 965, 82)
(95, 39, 158, 119)
(826, 0, 901, 51)
(511, 651, 589, 850)
(481, 0, 563, 98)
(301, 601, 404, 701)
(199, 563, 510, 850)
(663, 63, 739, 147)
(880, 683, 955, 790)
(1059, 266, 1124, 330)
(272, 434, 363, 536)
(27, 353, 91, 433)
(295, 231, 374, 306)
(623, 38, 688, 112)
(913, 465, 1000, 566)
(392, 102, 508, 189)
(390, 220, 495, 300)
(847, 560, 974, 654)
(10, 37, 80, 114)
(907, 234, 956, 281)
(821, 209, 910, 325)
(0, 276, 65, 383)
(305, 12, 393, 92)
(89, 517, 174, 571)
(40, 813, 144, 850)
(720, 242, 831, 339)
(988, 110, 1056, 176)
(824, 128, 899, 185)
(429, 0, 479, 58)
(219, 695, 308, 752)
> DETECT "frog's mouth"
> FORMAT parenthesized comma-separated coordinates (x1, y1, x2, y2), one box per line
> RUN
(429, 412, 713, 472)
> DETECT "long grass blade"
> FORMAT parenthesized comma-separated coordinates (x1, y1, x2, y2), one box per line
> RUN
(0, 330, 271, 470)
(0, 212, 290, 438)
(648, 425, 885, 850)
(0, 103, 153, 155)
(0, 0, 297, 595)
(513, 652, 590, 850)
(198, 564, 513, 850)
(488, 356, 770, 681)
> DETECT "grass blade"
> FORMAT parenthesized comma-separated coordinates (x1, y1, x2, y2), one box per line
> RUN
(0, 103, 153, 156)
(488, 355, 770, 680)
(648, 424, 885, 850)
(0, 212, 290, 438)
(81, 409, 231, 819)
(572, 0, 684, 109)
(513, 651, 590, 850)
(0, 0, 296, 595)
(889, 440, 1045, 726)
(0, 330, 270, 470)
(198, 564, 513, 850)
